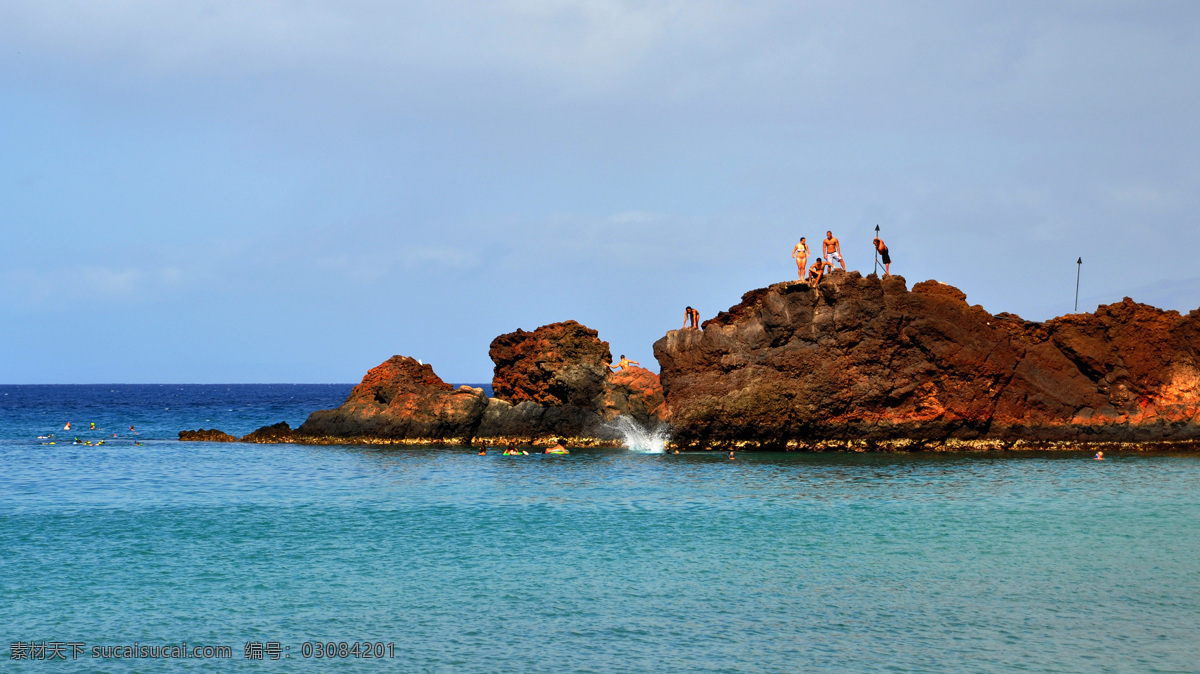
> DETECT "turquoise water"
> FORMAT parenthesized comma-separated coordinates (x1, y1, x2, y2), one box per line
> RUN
(2, 386, 1199, 671)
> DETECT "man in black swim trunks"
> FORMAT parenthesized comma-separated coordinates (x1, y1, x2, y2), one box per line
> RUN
(873, 236, 891, 276)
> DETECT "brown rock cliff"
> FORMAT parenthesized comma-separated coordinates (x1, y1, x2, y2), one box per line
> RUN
(654, 272, 1200, 450)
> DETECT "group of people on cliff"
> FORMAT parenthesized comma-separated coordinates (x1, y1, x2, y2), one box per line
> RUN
(792, 230, 891, 287)
(677, 230, 894, 331)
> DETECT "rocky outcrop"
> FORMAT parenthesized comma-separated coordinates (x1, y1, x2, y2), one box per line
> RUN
(296, 356, 489, 442)
(179, 429, 239, 442)
(490, 320, 611, 407)
(653, 272, 1200, 450)
(476, 321, 667, 442)
(240, 421, 297, 444)
(216, 322, 669, 446)
(601, 366, 669, 423)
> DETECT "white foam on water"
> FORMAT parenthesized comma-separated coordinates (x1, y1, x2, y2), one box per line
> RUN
(607, 415, 671, 454)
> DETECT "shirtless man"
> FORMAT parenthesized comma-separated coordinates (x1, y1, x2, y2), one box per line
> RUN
(873, 236, 891, 276)
(792, 237, 810, 281)
(611, 355, 640, 371)
(823, 230, 846, 271)
(682, 306, 700, 329)
(807, 257, 831, 287)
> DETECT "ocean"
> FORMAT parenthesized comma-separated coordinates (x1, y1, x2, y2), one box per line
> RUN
(2, 385, 1198, 671)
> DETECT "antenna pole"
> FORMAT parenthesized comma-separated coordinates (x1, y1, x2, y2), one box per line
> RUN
(1074, 257, 1082, 313)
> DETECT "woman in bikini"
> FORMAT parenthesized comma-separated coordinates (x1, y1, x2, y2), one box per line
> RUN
(792, 237, 809, 281)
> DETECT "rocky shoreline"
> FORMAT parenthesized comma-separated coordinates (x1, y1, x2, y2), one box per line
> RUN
(183, 273, 1200, 451)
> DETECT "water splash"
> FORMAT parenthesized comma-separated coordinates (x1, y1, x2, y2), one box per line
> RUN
(607, 416, 671, 454)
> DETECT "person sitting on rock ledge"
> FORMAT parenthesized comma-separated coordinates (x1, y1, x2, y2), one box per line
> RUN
(682, 306, 700, 329)
(807, 257, 831, 287)
(611, 355, 640, 371)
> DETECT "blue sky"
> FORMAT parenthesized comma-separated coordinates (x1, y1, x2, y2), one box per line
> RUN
(3, 1, 1199, 383)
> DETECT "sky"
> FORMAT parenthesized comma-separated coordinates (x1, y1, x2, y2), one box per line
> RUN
(2, 1, 1199, 383)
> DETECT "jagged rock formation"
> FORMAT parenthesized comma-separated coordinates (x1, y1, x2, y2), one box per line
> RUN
(653, 272, 1200, 450)
(602, 366, 669, 422)
(178, 429, 239, 442)
(202, 322, 669, 446)
(490, 320, 611, 407)
(241, 421, 299, 444)
(296, 356, 489, 442)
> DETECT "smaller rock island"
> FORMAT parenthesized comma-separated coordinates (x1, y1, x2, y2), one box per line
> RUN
(199, 320, 667, 447)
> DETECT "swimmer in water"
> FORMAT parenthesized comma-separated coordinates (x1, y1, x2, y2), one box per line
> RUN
(545, 439, 569, 454)
(90, 422, 96, 430)
(64, 422, 71, 431)
(478, 441, 488, 456)
(1095, 451, 1104, 460)
(611, 355, 640, 371)
(728, 450, 735, 460)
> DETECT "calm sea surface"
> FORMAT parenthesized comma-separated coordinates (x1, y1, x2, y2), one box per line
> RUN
(2, 385, 1198, 672)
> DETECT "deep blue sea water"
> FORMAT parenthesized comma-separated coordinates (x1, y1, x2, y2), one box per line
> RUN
(2, 385, 1199, 671)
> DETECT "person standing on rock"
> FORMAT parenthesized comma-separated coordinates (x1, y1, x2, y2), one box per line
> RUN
(682, 306, 700, 329)
(823, 231, 846, 271)
(873, 236, 891, 276)
(792, 237, 810, 281)
(807, 257, 831, 287)
(611, 355, 641, 371)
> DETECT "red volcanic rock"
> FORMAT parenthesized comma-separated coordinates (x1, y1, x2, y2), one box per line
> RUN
(479, 322, 668, 440)
(296, 356, 488, 441)
(348, 355, 453, 403)
(490, 320, 612, 407)
(601, 366, 669, 423)
(654, 272, 1200, 450)
(262, 324, 669, 445)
